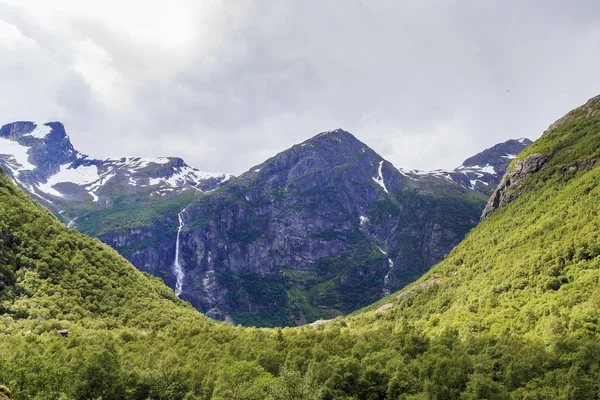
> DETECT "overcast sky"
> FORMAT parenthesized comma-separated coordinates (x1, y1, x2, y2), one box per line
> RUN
(1, 1, 599, 174)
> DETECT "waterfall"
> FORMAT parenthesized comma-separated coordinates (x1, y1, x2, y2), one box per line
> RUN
(173, 208, 187, 297)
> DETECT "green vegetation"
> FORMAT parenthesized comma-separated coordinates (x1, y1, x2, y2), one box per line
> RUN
(76, 190, 199, 236)
(1, 97, 600, 398)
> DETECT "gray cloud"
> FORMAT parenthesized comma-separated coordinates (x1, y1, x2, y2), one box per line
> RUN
(1, 0, 599, 174)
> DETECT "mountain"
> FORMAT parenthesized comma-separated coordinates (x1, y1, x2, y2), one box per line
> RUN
(362, 94, 600, 337)
(0, 121, 231, 223)
(169, 129, 511, 326)
(401, 137, 532, 195)
(0, 122, 532, 327)
(0, 94, 599, 399)
(0, 121, 232, 290)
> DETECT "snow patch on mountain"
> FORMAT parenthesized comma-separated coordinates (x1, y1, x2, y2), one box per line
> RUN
(149, 165, 230, 189)
(36, 180, 65, 197)
(103, 157, 171, 170)
(470, 164, 496, 175)
(34, 163, 110, 201)
(0, 138, 36, 171)
(23, 123, 52, 139)
(49, 164, 101, 186)
(373, 161, 389, 194)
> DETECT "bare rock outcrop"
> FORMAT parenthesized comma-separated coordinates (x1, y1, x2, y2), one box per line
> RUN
(481, 153, 549, 220)
(0, 385, 12, 400)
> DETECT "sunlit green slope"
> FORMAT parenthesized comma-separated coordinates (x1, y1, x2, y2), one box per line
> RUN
(358, 94, 600, 343)
(0, 95, 599, 399)
(0, 167, 206, 329)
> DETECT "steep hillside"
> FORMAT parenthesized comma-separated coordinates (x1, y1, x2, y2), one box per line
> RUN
(361, 95, 600, 339)
(0, 166, 205, 326)
(0, 95, 599, 399)
(174, 130, 488, 325)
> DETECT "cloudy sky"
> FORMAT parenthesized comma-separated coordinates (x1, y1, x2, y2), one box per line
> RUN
(1, 0, 599, 174)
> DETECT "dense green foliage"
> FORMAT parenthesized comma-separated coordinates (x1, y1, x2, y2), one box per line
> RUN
(1, 97, 600, 398)
(76, 190, 200, 237)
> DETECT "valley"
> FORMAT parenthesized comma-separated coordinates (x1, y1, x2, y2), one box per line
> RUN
(1, 123, 530, 326)
(0, 94, 598, 399)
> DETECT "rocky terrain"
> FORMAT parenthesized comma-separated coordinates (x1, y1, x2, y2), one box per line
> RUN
(401, 137, 532, 196)
(166, 130, 530, 326)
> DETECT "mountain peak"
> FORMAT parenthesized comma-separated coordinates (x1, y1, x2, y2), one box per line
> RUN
(246, 128, 383, 182)
(461, 137, 532, 168)
(0, 121, 67, 141)
(316, 128, 353, 137)
(0, 121, 230, 207)
(303, 128, 360, 147)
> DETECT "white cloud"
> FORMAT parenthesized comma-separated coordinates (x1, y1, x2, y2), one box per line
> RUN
(0, 0, 599, 174)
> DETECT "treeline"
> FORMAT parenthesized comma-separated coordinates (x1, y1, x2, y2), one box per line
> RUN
(2, 318, 600, 399)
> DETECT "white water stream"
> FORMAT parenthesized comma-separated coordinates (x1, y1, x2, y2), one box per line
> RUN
(173, 208, 187, 297)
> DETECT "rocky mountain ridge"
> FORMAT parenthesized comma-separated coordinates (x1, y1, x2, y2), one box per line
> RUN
(166, 129, 531, 325)
(0, 121, 231, 224)
(401, 137, 532, 195)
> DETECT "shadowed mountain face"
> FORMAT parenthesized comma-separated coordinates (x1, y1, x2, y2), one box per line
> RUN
(172, 129, 498, 325)
(0, 123, 530, 326)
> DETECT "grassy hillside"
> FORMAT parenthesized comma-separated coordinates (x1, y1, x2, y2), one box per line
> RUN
(359, 95, 600, 338)
(0, 95, 599, 399)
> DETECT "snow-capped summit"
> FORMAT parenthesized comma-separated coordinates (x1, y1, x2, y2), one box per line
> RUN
(399, 138, 532, 195)
(0, 121, 231, 213)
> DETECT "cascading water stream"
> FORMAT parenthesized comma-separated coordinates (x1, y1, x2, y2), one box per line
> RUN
(173, 208, 187, 297)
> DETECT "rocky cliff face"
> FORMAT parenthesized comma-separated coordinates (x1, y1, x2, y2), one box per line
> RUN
(481, 153, 549, 219)
(169, 130, 488, 326)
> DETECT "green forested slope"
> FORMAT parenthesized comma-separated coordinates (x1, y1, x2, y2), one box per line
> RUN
(360, 94, 600, 339)
(1, 96, 600, 399)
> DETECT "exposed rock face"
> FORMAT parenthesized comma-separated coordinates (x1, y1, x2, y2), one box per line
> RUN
(481, 153, 550, 220)
(0, 385, 11, 400)
(172, 130, 487, 326)
(98, 226, 179, 287)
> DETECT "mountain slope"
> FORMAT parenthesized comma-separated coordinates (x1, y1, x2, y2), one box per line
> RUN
(361, 95, 600, 340)
(0, 166, 205, 326)
(174, 129, 488, 325)
(0, 121, 230, 221)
